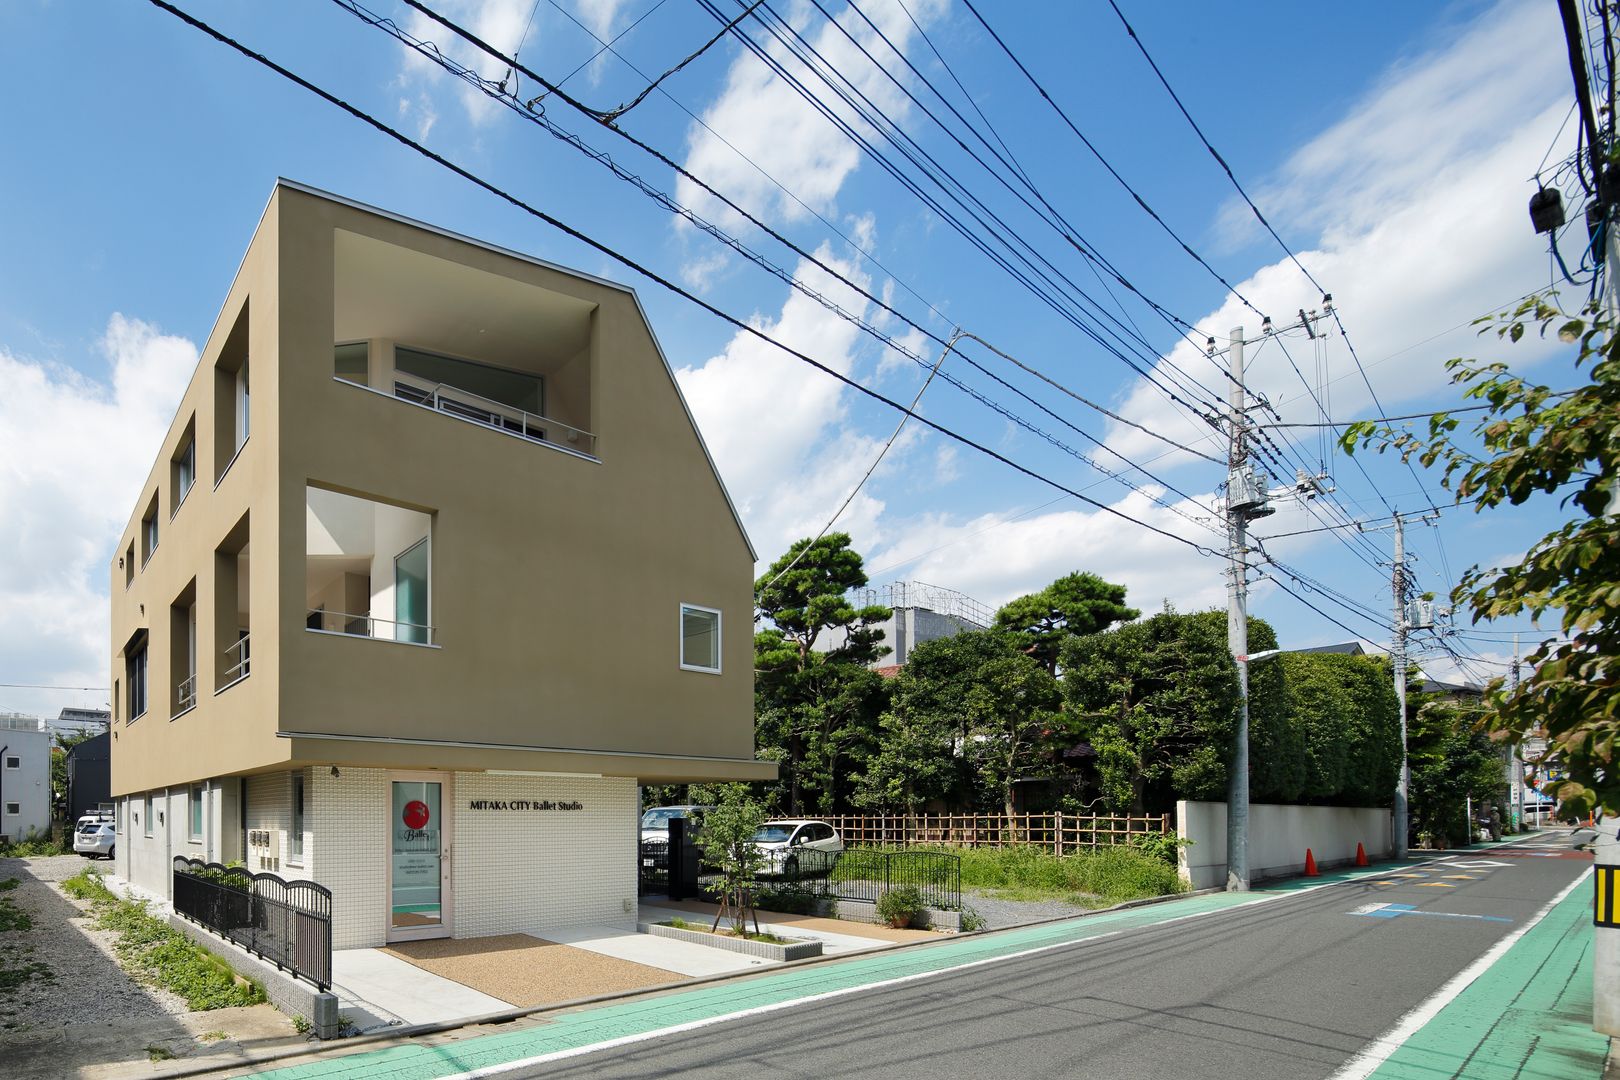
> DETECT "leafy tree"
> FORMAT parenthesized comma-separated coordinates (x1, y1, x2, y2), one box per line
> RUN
(1245, 620, 1305, 804)
(1407, 697, 1507, 848)
(697, 785, 769, 936)
(754, 533, 891, 814)
(993, 571, 1139, 676)
(1343, 295, 1619, 817)
(1061, 610, 1242, 813)
(1278, 653, 1400, 806)
(862, 630, 1061, 828)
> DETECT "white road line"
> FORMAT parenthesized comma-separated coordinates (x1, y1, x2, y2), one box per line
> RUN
(433, 864, 1462, 1079)
(1324, 869, 1591, 1080)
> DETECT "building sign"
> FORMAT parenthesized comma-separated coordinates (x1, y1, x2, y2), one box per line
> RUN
(465, 799, 584, 811)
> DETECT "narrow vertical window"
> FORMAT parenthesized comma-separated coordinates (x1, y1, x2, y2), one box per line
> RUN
(290, 773, 305, 863)
(143, 793, 154, 838)
(394, 538, 430, 644)
(127, 634, 148, 721)
(236, 357, 250, 449)
(679, 604, 721, 673)
(189, 785, 204, 841)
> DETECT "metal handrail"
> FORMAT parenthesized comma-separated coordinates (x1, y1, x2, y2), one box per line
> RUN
(176, 674, 197, 713)
(392, 371, 597, 456)
(306, 609, 436, 646)
(223, 635, 250, 681)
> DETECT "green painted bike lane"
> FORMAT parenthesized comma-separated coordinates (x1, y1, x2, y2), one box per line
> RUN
(261, 887, 1280, 1080)
(1360, 874, 1606, 1080)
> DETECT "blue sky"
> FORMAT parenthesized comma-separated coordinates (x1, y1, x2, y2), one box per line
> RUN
(0, 0, 1589, 718)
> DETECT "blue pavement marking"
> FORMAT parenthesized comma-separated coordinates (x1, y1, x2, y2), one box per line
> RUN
(1350, 902, 1511, 924)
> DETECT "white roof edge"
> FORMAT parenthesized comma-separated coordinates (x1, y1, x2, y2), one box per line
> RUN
(275, 178, 757, 562)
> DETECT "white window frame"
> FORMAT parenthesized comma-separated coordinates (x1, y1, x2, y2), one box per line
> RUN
(173, 434, 196, 517)
(188, 785, 204, 843)
(678, 603, 722, 674)
(289, 772, 305, 865)
(3, 803, 18, 817)
(3, 756, 18, 770)
(143, 793, 154, 838)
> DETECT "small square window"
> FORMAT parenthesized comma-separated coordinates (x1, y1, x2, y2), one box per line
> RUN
(3, 756, 18, 770)
(3, 803, 18, 817)
(679, 604, 721, 673)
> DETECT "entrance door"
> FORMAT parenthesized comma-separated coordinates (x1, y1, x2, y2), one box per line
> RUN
(388, 776, 452, 940)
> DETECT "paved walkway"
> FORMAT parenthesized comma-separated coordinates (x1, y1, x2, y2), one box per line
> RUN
(241, 847, 1609, 1080)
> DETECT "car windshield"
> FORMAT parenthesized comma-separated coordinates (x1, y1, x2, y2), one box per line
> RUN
(640, 809, 684, 829)
(753, 825, 796, 843)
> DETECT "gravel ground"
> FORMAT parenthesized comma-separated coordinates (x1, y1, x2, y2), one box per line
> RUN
(960, 890, 1102, 929)
(0, 854, 189, 1035)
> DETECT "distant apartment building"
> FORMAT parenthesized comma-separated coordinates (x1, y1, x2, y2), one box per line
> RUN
(109, 181, 771, 948)
(818, 580, 992, 670)
(0, 715, 51, 843)
(48, 707, 111, 741)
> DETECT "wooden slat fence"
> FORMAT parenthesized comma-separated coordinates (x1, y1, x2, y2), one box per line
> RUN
(821, 812, 1173, 855)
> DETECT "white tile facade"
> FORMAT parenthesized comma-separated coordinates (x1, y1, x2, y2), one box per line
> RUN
(451, 773, 638, 939)
(309, 767, 389, 950)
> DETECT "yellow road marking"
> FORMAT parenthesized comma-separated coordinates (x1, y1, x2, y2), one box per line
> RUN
(1417, 882, 1456, 888)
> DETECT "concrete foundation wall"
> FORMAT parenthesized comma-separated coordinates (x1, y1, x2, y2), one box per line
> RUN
(1177, 800, 1392, 889)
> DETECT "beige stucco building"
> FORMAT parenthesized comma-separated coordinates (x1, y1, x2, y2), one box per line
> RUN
(108, 181, 772, 948)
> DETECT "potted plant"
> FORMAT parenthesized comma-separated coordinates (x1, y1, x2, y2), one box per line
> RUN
(874, 886, 925, 929)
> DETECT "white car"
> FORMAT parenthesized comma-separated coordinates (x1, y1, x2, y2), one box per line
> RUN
(73, 815, 116, 859)
(753, 819, 843, 876)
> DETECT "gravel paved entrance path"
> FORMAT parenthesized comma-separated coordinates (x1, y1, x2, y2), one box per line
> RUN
(0, 855, 302, 1078)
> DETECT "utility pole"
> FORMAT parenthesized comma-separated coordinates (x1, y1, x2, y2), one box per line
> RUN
(1225, 326, 1251, 892)
(1391, 512, 1409, 860)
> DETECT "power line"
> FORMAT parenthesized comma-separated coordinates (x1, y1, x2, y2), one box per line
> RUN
(143, 0, 1226, 562)
(0, 683, 110, 692)
(592, 0, 763, 122)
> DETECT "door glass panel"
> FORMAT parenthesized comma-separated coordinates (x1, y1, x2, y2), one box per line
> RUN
(391, 781, 442, 930)
(394, 539, 429, 644)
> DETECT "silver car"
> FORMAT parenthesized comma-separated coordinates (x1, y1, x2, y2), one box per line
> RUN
(753, 819, 844, 876)
(73, 815, 115, 859)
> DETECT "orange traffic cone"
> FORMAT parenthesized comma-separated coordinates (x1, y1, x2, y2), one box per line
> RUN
(1304, 848, 1319, 876)
(1355, 842, 1369, 867)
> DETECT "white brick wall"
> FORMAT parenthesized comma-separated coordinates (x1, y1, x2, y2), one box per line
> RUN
(309, 767, 389, 950)
(244, 770, 303, 875)
(452, 773, 637, 939)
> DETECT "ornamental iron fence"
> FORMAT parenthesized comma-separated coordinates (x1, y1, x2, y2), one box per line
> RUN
(171, 857, 332, 991)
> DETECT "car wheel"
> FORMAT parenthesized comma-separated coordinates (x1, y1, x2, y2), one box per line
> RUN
(107, 846, 115, 861)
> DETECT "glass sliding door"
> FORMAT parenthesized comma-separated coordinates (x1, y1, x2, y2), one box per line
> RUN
(390, 779, 448, 937)
(394, 538, 429, 644)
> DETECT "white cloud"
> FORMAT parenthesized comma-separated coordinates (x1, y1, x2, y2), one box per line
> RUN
(675, 0, 948, 234)
(1107, 1, 1574, 473)
(401, 0, 537, 126)
(0, 317, 196, 718)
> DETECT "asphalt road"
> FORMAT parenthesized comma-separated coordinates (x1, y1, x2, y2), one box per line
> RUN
(518, 835, 1591, 1080)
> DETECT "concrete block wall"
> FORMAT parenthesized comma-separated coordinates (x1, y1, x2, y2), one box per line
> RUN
(1177, 799, 1393, 889)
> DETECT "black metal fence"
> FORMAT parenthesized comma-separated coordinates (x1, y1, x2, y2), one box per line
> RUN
(772, 848, 962, 911)
(172, 857, 332, 991)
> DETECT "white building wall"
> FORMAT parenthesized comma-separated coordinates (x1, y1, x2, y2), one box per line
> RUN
(123, 787, 188, 897)
(452, 773, 638, 939)
(245, 771, 296, 875)
(0, 727, 52, 843)
(310, 766, 389, 950)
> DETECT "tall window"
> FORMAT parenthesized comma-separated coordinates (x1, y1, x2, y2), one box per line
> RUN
(235, 357, 250, 449)
(127, 635, 148, 721)
(680, 604, 721, 673)
(143, 793, 154, 838)
(142, 505, 159, 564)
(290, 773, 305, 863)
(394, 538, 430, 644)
(189, 785, 204, 842)
(174, 434, 195, 508)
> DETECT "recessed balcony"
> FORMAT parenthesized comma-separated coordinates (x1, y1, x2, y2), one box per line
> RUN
(306, 486, 436, 649)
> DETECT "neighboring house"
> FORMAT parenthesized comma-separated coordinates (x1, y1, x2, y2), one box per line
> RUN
(0, 715, 51, 843)
(819, 581, 992, 668)
(1293, 641, 1368, 656)
(47, 707, 111, 742)
(65, 732, 111, 823)
(109, 181, 772, 949)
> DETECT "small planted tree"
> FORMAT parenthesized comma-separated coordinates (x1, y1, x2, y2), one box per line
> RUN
(699, 785, 769, 936)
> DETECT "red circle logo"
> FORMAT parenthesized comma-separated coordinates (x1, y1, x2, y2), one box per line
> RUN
(402, 800, 431, 830)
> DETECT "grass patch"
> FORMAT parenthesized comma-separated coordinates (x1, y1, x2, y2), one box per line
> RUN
(0, 959, 52, 994)
(146, 1044, 176, 1061)
(61, 867, 265, 1010)
(0, 834, 71, 858)
(0, 878, 20, 891)
(851, 844, 1185, 907)
(0, 893, 32, 933)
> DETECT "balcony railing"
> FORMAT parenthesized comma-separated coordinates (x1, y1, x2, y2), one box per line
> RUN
(222, 634, 251, 684)
(306, 609, 436, 647)
(175, 674, 197, 714)
(393, 371, 597, 457)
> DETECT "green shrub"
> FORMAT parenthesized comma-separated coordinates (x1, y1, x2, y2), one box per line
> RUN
(1127, 831, 1191, 866)
(850, 843, 1184, 906)
(874, 886, 926, 928)
(752, 884, 821, 915)
(61, 867, 113, 902)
